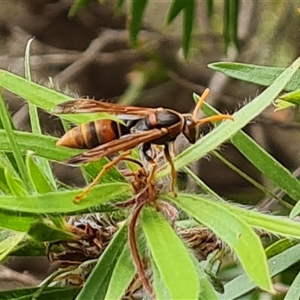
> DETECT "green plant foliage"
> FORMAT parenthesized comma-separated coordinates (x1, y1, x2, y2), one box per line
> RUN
(0, 182, 130, 215)
(141, 207, 201, 298)
(27, 221, 75, 242)
(68, 0, 91, 17)
(129, 0, 149, 48)
(219, 244, 300, 299)
(104, 242, 135, 299)
(166, 0, 196, 58)
(223, 0, 239, 51)
(1, 54, 300, 299)
(284, 270, 300, 300)
(159, 57, 300, 178)
(0, 287, 79, 300)
(167, 194, 273, 292)
(0, 232, 26, 262)
(4, 168, 28, 196)
(26, 152, 55, 193)
(208, 62, 300, 91)
(76, 225, 128, 300)
(274, 89, 300, 111)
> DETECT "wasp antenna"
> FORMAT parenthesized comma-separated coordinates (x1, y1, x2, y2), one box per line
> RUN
(195, 114, 234, 126)
(193, 88, 210, 120)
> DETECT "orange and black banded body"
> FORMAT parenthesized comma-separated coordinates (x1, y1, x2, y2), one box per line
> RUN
(57, 119, 131, 149)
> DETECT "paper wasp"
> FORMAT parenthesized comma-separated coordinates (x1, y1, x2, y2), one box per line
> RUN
(54, 88, 234, 202)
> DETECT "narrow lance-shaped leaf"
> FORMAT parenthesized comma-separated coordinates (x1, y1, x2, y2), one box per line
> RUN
(166, 194, 273, 292)
(200, 101, 300, 206)
(220, 244, 300, 299)
(208, 62, 300, 91)
(0, 287, 78, 300)
(76, 224, 128, 300)
(141, 207, 200, 299)
(0, 129, 81, 161)
(25, 38, 57, 190)
(284, 270, 300, 300)
(224, 200, 300, 239)
(68, 0, 90, 17)
(4, 168, 28, 197)
(182, 0, 195, 58)
(0, 232, 26, 262)
(104, 242, 135, 300)
(274, 89, 300, 111)
(158, 56, 300, 177)
(27, 221, 75, 242)
(0, 70, 121, 125)
(0, 182, 131, 215)
(26, 152, 54, 193)
(0, 92, 31, 190)
(129, 0, 148, 47)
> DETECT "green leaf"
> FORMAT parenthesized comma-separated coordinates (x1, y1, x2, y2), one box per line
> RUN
(200, 97, 300, 208)
(158, 56, 300, 177)
(231, 131, 300, 203)
(0, 287, 78, 300)
(26, 152, 54, 193)
(151, 257, 171, 299)
(273, 98, 296, 111)
(278, 89, 300, 104)
(129, 0, 148, 47)
(0, 232, 26, 261)
(166, 0, 184, 23)
(11, 239, 46, 257)
(206, 0, 214, 18)
(182, 0, 195, 58)
(284, 270, 300, 300)
(265, 238, 298, 258)
(0, 211, 37, 232)
(24, 37, 33, 81)
(223, 0, 240, 51)
(0, 70, 119, 125)
(167, 194, 273, 292)
(0, 92, 31, 189)
(141, 207, 200, 299)
(25, 37, 57, 190)
(166, 0, 195, 58)
(4, 168, 28, 196)
(27, 220, 75, 242)
(224, 202, 300, 239)
(223, 0, 230, 49)
(208, 62, 300, 91)
(116, 0, 126, 14)
(69, 0, 90, 17)
(76, 224, 128, 300)
(0, 130, 81, 161)
(274, 89, 300, 111)
(220, 244, 300, 299)
(0, 182, 131, 215)
(104, 242, 135, 300)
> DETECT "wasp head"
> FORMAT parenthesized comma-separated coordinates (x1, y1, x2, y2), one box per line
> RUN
(182, 88, 234, 144)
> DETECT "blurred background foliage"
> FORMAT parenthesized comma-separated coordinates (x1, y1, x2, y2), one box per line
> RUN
(0, 0, 299, 296)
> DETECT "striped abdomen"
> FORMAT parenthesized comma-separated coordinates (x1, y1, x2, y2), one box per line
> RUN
(56, 119, 130, 149)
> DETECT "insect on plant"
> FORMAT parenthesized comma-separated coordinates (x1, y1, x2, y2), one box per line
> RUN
(54, 88, 234, 202)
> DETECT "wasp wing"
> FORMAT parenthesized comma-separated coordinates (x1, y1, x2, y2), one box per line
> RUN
(53, 99, 157, 118)
(66, 129, 165, 164)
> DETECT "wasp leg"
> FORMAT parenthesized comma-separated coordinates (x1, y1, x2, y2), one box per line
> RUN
(141, 143, 158, 202)
(164, 143, 177, 197)
(74, 149, 132, 203)
(129, 197, 154, 297)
